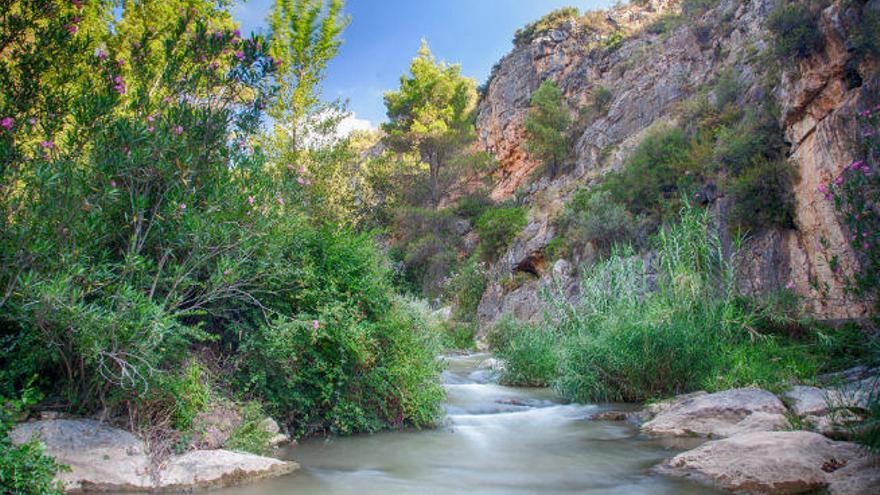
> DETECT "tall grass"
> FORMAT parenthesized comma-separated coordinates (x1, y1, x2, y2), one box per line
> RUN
(492, 203, 866, 401)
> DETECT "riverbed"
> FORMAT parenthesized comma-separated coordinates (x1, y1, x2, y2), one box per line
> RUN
(215, 353, 720, 495)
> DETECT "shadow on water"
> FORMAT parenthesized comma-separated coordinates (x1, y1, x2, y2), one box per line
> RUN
(215, 353, 722, 495)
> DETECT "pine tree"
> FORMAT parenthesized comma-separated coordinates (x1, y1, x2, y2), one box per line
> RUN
(524, 79, 571, 177)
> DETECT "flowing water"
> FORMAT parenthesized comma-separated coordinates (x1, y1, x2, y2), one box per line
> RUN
(218, 353, 721, 495)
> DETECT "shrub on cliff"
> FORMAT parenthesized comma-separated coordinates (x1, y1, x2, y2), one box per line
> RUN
(524, 80, 572, 178)
(474, 205, 527, 261)
(513, 7, 580, 46)
(767, 2, 823, 60)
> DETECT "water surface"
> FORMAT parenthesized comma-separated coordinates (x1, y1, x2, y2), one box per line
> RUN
(218, 353, 720, 495)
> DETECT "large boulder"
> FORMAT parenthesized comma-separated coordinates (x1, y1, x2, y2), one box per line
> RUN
(782, 375, 879, 438)
(11, 419, 298, 493)
(158, 450, 297, 492)
(9, 419, 153, 492)
(642, 388, 789, 438)
(658, 431, 878, 495)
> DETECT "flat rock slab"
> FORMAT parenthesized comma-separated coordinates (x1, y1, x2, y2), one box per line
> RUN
(642, 388, 789, 438)
(658, 431, 879, 495)
(12, 419, 297, 493)
(10, 419, 152, 492)
(159, 450, 298, 492)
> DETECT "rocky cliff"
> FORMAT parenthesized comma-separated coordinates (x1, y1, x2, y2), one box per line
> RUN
(473, 0, 879, 331)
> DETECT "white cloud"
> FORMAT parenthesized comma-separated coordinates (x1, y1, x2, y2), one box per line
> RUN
(336, 114, 375, 138)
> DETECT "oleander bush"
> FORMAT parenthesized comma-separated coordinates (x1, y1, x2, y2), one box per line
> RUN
(0, 0, 444, 455)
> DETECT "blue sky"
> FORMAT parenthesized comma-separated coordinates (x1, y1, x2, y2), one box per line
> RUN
(232, 0, 614, 129)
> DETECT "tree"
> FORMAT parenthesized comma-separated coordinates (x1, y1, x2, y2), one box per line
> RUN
(268, 0, 349, 164)
(382, 40, 478, 209)
(523, 79, 571, 177)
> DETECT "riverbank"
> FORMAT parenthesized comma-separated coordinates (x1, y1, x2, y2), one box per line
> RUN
(11, 354, 879, 494)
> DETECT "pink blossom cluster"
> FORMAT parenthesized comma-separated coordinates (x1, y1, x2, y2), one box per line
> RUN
(66, 16, 79, 35)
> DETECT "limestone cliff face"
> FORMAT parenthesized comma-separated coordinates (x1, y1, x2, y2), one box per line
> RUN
(474, 0, 878, 330)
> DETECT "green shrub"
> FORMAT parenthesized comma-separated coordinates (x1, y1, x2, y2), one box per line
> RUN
(682, 0, 720, 17)
(454, 191, 493, 220)
(848, 3, 880, 61)
(488, 316, 558, 387)
(729, 158, 797, 230)
(438, 320, 478, 351)
(713, 69, 741, 110)
(603, 30, 625, 51)
(557, 190, 640, 256)
(225, 402, 273, 456)
(235, 277, 444, 436)
(602, 126, 692, 221)
(391, 207, 463, 298)
(444, 255, 486, 322)
(167, 362, 211, 431)
(1, 388, 66, 495)
(591, 86, 613, 114)
(474, 206, 527, 261)
(514, 7, 580, 46)
(767, 2, 823, 59)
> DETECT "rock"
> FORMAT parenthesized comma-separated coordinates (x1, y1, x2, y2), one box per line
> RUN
(10, 419, 153, 492)
(11, 419, 297, 493)
(784, 385, 834, 417)
(782, 378, 879, 438)
(158, 450, 297, 492)
(642, 388, 789, 438)
(478, 357, 505, 371)
(259, 417, 291, 448)
(589, 411, 630, 421)
(268, 433, 291, 448)
(472, 0, 878, 325)
(658, 431, 877, 495)
(189, 402, 242, 450)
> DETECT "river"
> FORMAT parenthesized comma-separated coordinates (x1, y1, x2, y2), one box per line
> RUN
(218, 353, 721, 495)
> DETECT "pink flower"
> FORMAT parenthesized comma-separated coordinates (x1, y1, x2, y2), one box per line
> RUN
(110, 180, 117, 188)
(72, 0, 82, 10)
(234, 51, 245, 60)
(1, 117, 13, 130)
(834, 175, 844, 185)
(66, 24, 78, 34)
(825, 193, 834, 201)
(96, 49, 107, 60)
(312, 320, 320, 330)
(118, 58, 125, 66)
(277, 195, 284, 205)
(298, 164, 306, 174)
(785, 281, 795, 290)
(817, 183, 827, 193)
(864, 242, 871, 250)
(28, 117, 37, 125)
(39, 140, 53, 149)
(179, 203, 186, 210)
(247, 196, 254, 205)
(859, 109, 872, 118)
(147, 126, 155, 132)
(147, 114, 155, 122)
(233, 29, 241, 38)
(173, 125, 183, 135)
(297, 177, 305, 185)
